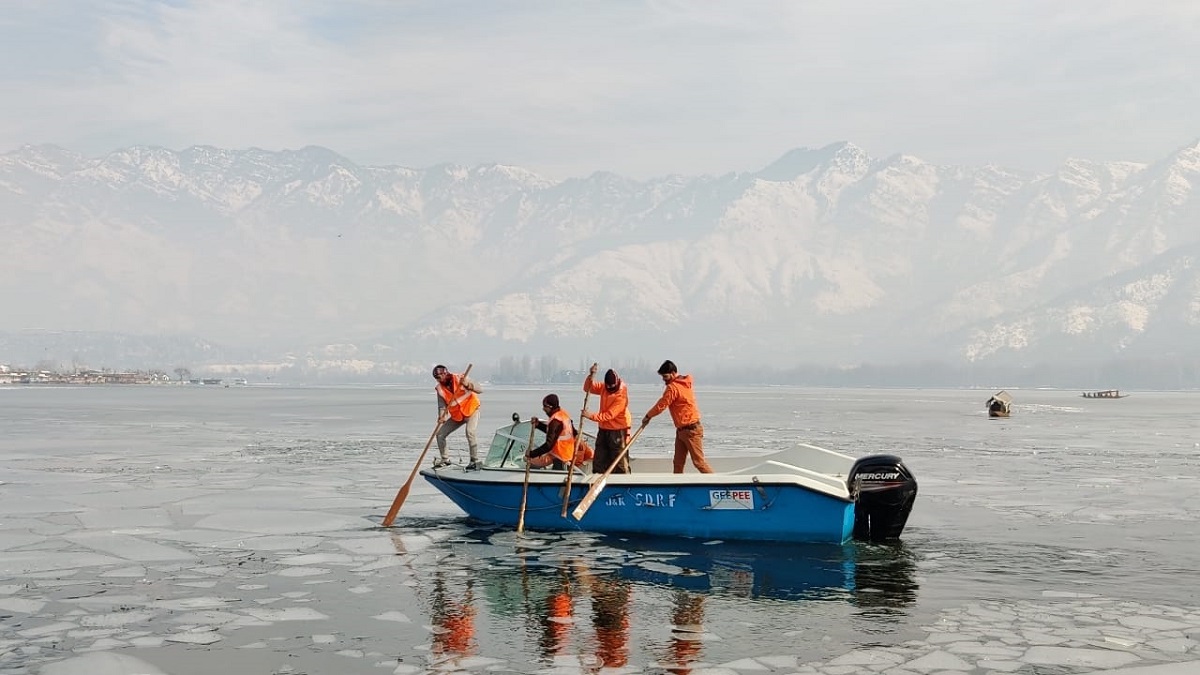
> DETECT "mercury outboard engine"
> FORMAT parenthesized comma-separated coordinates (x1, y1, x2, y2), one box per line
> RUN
(848, 455, 918, 542)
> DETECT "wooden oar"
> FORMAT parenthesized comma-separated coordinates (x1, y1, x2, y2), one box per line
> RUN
(517, 419, 537, 534)
(570, 422, 647, 521)
(381, 363, 472, 527)
(561, 363, 596, 517)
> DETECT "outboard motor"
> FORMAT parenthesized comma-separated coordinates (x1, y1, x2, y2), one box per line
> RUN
(848, 455, 918, 542)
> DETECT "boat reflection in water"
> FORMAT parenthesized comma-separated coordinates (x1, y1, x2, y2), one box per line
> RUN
(406, 526, 918, 671)
(608, 534, 920, 609)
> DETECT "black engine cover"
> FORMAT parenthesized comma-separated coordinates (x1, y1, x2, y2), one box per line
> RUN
(848, 454, 918, 542)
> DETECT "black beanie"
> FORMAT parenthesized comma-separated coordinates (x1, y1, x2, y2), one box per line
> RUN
(542, 394, 560, 408)
(604, 369, 619, 390)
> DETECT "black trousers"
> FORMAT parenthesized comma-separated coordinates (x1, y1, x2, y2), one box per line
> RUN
(593, 428, 630, 474)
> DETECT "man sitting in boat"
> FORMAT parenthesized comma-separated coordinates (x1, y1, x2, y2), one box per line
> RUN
(526, 394, 577, 470)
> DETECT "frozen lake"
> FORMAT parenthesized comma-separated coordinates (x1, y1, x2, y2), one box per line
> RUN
(2, 384, 1199, 674)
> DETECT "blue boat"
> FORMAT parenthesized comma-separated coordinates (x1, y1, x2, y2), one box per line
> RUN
(421, 419, 917, 544)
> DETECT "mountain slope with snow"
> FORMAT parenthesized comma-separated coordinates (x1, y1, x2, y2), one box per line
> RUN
(2, 140, 1198, 370)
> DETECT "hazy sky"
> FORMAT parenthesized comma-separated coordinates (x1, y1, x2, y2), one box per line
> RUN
(3, 0, 1198, 179)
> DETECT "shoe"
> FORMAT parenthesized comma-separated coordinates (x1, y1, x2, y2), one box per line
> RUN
(465, 461, 481, 471)
(432, 458, 450, 469)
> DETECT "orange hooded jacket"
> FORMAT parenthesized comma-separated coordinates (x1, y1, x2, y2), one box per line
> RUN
(647, 374, 700, 428)
(583, 378, 632, 431)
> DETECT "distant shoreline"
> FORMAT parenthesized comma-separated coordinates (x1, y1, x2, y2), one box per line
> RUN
(0, 373, 248, 386)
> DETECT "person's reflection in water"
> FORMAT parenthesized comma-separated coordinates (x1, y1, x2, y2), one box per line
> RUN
(430, 569, 477, 659)
(538, 566, 575, 658)
(666, 589, 705, 674)
(587, 572, 631, 668)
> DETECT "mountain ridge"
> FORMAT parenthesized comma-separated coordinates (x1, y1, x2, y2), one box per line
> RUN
(2, 139, 1199, 373)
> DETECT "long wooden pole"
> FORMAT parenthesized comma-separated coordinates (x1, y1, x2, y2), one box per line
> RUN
(381, 363, 472, 527)
(570, 422, 647, 521)
(517, 420, 537, 534)
(560, 363, 596, 517)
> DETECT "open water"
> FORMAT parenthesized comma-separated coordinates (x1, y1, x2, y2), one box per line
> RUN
(2, 384, 1200, 674)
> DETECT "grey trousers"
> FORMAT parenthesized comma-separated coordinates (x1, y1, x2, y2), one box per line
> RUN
(436, 411, 480, 461)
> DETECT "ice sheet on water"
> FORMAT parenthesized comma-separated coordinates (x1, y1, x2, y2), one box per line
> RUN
(0, 597, 46, 613)
(349, 558, 406, 572)
(193, 509, 374, 534)
(63, 532, 194, 562)
(331, 536, 402, 555)
(0, 494, 84, 515)
(210, 534, 324, 550)
(174, 580, 218, 588)
(1025, 645, 1142, 669)
(0, 531, 48, 549)
(39, 651, 168, 675)
(243, 607, 329, 621)
(78, 610, 156, 627)
(18, 622, 77, 638)
(372, 611, 412, 623)
(276, 566, 330, 577)
(0, 550, 122, 574)
(164, 631, 222, 644)
(99, 565, 146, 578)
(149, 596, 240, 611)
(169, 609, 241, 626)
(277, 552, 356, 565)
(173, 490, 318, 516)
(1088, 664, 1200, 674)
(66, 487, 210, 509)
(142, 528, 256, 545)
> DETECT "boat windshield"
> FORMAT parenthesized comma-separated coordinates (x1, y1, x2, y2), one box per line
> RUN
(484, 420, 541, 469)
(482, 420, 597, 470)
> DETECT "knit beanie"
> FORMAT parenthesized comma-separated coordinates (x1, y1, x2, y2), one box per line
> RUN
(604, 369, 620, 391)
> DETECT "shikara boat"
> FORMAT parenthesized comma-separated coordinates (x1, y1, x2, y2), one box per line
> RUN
(986, 390, 1013, 418)
(1081, 389, 1128, 399)
(421, 419, 918, 544)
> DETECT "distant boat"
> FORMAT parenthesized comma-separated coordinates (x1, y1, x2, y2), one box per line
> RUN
(1081, 389, 1127, 399)
(986, 391, 1012, 418)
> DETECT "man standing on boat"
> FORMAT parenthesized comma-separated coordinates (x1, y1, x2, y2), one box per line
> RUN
(582, 364, 632, 474)
(433, 364, 483, 470)
(526, 394, 576, 470)
(642, 360, 713, 474)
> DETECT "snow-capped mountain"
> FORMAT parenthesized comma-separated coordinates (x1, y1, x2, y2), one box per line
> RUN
(2, 139, 1198, 372)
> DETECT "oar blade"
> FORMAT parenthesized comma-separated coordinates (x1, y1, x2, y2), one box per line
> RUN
(571, 476, 607, 520)
(381, 481, 414, 527)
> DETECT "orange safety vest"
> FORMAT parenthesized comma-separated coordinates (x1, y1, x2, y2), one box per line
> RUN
(549, 409, 575, 464)
(436, 374, 480, 422)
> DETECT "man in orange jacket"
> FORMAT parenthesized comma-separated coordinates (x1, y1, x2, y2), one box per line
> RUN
(642, 360, 713, 474)
(582, 364, 632, 474)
